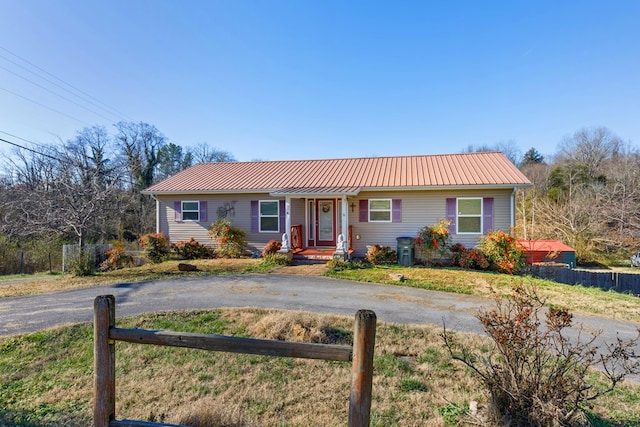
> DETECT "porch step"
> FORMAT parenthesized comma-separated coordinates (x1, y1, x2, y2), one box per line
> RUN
(292, 248, 335, 263)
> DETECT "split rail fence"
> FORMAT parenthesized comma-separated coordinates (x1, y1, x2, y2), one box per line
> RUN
(94, 295, 376, 427)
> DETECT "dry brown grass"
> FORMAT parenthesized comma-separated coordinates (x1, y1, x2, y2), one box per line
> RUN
(4, 308, 640, 426)
(0, 258, 266, 298)
(109, 309, 486, 426)
(248, 311, 350, 344)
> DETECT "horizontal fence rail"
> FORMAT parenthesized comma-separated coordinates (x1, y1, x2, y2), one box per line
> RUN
(530, 265, 640, 295)
(109, 327, 353, 361)
(94, 295, 376, 427)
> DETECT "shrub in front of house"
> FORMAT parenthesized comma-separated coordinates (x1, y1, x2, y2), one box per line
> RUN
(450, 244, 491, 271)
(139, 232, 171, 264)
(366, 245, 398, 265)
(261, 239, 282, 257)
(415, 219, 451, 265)
(479, 229, 526, 275)
(208, 219, 247, 258)
(261, 253, 292, 266)
(172, 237, 213, 260)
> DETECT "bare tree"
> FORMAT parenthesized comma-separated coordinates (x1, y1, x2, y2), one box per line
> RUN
(1, 127, 123, 247)
(114, 121, 167, 236)
(190, 142, 236, 163)
(114, 121, 166, 192)
(464, 140, 521, 165)
(557, 127, 622, 180)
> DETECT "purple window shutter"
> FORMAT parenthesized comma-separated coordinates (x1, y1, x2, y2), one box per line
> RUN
(279, 200, 286, 233)
(446, 198, 456, 234)
(174, 201, 182, 222)
(483, 197, 494, 234)
(359, 200, 368, 222)
(250, 201, 259, 232)
(199, 201, 208, 222)
(392, 199, 402, 223)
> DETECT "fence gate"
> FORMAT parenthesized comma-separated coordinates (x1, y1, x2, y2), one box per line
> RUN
(94, 295, 376, 427)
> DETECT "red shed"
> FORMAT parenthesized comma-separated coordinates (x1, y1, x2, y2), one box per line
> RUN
(517, 240, 576, 268)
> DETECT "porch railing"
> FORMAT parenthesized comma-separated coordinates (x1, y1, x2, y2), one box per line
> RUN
(291, 224, 303, 250)
(290, 224, 353, 251)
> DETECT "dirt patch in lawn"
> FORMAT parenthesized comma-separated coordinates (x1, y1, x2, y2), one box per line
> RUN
(274, 263, 328, 276)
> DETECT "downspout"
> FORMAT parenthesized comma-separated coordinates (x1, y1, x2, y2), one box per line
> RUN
(510, 187, 516, 231)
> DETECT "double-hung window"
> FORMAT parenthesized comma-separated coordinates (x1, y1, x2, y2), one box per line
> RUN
(457, 198, 482, 233)
(368, 199, 392, 222)
(259, 200, 279, 232)
(181, 201, 200, 221)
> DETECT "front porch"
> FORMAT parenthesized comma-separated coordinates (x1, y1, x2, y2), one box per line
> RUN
(273, 189, 359, 263)
(289, 224, 353, 263)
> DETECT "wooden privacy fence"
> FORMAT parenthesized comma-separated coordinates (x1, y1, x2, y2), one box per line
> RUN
(530, 265, 640, 295)
(94, 295, 376, 427)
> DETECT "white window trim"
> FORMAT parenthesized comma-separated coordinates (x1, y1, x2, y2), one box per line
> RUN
(259, 200, 280, 233)
(457, 197, 482, 234)
(182, 200, 200, 222)
(368, 199, 392, 223)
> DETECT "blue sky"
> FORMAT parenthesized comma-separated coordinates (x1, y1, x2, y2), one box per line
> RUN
(0, 1, 638, 162)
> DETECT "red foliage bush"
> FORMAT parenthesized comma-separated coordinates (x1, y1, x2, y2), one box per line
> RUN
(262, 240, 282, 257)
(172, 237, 213, 260)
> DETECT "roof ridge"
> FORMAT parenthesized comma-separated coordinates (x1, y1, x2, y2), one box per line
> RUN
(201, 151, 504, 165)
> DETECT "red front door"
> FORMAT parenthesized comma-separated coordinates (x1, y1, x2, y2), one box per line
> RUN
(316, 199, 336, 246)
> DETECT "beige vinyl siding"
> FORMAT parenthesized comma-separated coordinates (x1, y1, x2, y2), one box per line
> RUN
(156, 188, 514, 258)
(157, 194, 296, 253)
(349, 189, 513, 257)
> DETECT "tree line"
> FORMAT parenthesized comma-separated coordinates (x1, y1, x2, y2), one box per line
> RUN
(514, 127, 640, 264)
(0, 122, 234, 254)
(1, 124, 638, 271)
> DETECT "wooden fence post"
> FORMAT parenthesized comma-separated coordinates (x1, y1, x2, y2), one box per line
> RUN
(348, 309, 376, 427)
(94, 295, 116, 427)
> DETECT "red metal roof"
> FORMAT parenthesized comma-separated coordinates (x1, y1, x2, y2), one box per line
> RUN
(517, 240, 575, 252)
(143, 152, 532, 194)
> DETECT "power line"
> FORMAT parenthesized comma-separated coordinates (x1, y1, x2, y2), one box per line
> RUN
(0, 63, 119, 122)
(0, 45, 133, 121)
(0, 86, 90, 126)
(0, 136, 61, 161)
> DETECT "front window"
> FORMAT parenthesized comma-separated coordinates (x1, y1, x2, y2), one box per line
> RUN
(259, 200, 279, 232)
(369, 199, 391, 222)
(457, 198, 481, 233)
(182, 201, 199, 221)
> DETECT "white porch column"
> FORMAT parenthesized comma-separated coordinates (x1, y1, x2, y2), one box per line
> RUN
(341, 194, 349, 243)
(155, 198, 160, 234)
(285, 196, 292, 246)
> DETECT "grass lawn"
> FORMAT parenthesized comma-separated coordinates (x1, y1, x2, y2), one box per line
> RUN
(2, 308, 640, 426)
(3, 260, 640, 425)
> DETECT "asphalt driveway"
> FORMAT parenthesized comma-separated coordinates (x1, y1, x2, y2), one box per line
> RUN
(1, 274, 638, 347)
(1, 274, 491, 337)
